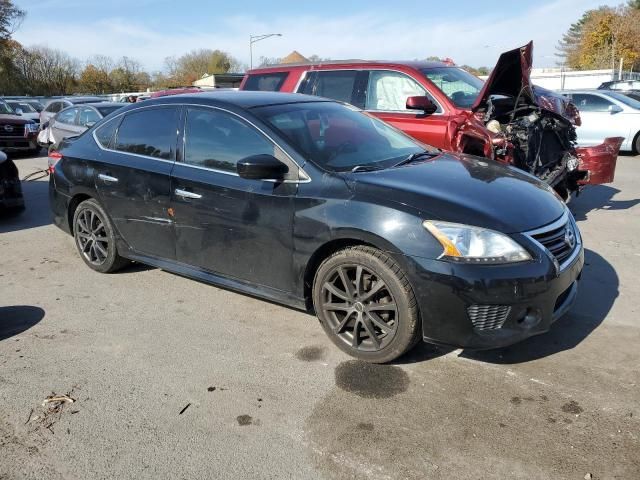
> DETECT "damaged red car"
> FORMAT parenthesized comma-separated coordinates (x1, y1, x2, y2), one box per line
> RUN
(241, 42, 621, 199)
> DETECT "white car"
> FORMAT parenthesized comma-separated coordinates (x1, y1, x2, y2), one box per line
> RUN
(560, 90, 640, 154)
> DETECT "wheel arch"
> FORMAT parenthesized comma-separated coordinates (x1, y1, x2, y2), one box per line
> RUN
(67, 192, 94, 232)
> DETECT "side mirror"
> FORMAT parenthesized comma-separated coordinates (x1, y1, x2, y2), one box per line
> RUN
(237, 154, 289, 180)
(0, 151, 7, 163)
(406, 96, 438, 114)
(15, 108, 23, 115)
(608, 104, 623, 114)
(85, 121, 96, 128)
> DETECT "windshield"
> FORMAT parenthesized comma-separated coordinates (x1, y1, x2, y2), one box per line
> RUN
(27, 101, 44, 112)
(421, 67, 484, 108)
(0, 101, 15, 114)
(253, 102, 429, 172)
(8, 102, 36, 113)
(605, 91, 640, 110)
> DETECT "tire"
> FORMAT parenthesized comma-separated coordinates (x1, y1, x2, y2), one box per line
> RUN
(634, 131, 640, 155)
(312, 245, 420, 363)
(72, 198, 128, 273)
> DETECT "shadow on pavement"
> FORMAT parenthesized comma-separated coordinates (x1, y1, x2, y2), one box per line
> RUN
(0, 306, 45, 341)
(570, 185, 639, 222)
(460, 249, 617, 364)
(0, 180, 51, 233)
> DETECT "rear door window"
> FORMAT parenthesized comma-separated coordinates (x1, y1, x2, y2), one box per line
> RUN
(114, 107, 179, 160)
(302, 70, 359, 106)
(94, 118, 120, 148)
(243, 72, 289, 91)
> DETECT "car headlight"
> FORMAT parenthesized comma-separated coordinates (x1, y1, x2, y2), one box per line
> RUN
(423, 221, 531, 264)
(25, 123, 38, 133)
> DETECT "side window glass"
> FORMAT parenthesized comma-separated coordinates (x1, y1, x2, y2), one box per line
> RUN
(48, 102, 60, 113)
(313, 71, 357, 105)
(79, 108, 101, 127)
(115, 107, 179, 160)
(244, 73, 289, 91)
(57, 108, 77, 125)
(573, 94, 613, 112)
(94, 117, 119, 148)
(184, 107, 277, 173)
(365, 70, 432, 112)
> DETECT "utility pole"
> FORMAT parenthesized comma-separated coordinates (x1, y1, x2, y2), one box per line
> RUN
(249, 34, 283, 70)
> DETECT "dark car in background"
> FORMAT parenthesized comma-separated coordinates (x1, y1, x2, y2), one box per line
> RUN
(598, 80, 640, 102)
(0, 150, 24, 211)
(0, 99, 40, 155)
(40, 96, 107, 126)
(241, 42, 621, 200)
(49, 91, 584, 362)
(39, 102, 124, 147)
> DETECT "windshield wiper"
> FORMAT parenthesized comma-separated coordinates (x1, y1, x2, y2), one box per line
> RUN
(392, 151, 439, 168)
(351, 165, 385, 173)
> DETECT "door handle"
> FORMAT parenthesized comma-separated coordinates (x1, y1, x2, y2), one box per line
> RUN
(175, 188, 202, 200)
(98, 173, 118, 183)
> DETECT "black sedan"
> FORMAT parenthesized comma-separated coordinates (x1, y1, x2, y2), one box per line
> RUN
(49, 92, 584, 363)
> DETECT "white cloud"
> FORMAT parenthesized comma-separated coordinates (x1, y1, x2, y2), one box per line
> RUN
(13, 0, 620, 71)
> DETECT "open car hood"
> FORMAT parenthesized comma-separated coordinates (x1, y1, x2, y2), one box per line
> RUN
(472, 41, 535, 112)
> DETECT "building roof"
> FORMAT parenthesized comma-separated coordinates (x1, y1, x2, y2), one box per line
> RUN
(281, 51, 309, 64)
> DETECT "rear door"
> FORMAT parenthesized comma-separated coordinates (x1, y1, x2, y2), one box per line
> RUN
(93, 106, 179, 260)
(170, 106, 298, 292)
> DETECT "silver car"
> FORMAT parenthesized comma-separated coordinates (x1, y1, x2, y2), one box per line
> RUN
(560, 89, 640, 154)
(40, 96, 107, 126)
(40, 103, 123, 146)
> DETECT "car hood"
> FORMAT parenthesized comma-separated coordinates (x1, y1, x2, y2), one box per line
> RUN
(0, 114, 30, 124)
(348, 153, 566, 233)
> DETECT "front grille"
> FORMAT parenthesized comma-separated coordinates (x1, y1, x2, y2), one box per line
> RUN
(467, 305, 511, 331)
(530, 220, 577, 266)
(0, 124, 25, 137)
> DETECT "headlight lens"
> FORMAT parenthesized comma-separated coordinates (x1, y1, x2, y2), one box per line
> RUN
(25, 123, 38, 133)
(423, 221, 531, 264)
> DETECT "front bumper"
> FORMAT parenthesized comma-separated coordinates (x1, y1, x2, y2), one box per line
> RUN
(405, 246, 584, 349)
(0, 133, 39, 152)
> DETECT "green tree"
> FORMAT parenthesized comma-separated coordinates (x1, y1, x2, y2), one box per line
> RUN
(79, 64, 112, 93)
(0, 0, 24, 42)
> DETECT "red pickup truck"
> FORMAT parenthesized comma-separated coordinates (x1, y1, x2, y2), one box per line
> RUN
(241, 42, 622, 199)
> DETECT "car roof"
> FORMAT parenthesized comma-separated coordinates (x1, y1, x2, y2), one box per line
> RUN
(247, 59, 452, 73)
(141, 90, 331, 109)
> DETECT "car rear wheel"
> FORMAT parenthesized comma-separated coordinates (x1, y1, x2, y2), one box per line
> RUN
(312, 246, 420, 363)
(634, 131, 640, 155)
(72, 199, 128, 273)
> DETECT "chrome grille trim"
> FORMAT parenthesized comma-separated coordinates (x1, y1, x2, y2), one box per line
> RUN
(525, 211, 581, 271)
(467, 305, 511, 331)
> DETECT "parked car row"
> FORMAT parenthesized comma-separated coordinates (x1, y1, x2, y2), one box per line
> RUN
(240, 42, 625, 201)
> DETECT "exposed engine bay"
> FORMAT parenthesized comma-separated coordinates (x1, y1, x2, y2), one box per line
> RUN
(481, 95, 585, 199)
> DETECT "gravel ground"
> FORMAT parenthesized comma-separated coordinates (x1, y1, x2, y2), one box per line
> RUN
(1, 153, 639, 480)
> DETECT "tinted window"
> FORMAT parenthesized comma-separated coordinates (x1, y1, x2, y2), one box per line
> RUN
(254, 101, 428, 172)
(244, 73, 289, 91)
(184, 107, 275, 172)
(571, 94, 614, 112)
(46, 102, 61, 113)
(94, 118, 119, 148)
(366, 70, 431, 112)
(421, 67, 484, 108)
(96, 105, 122, 117)
(307, 71, 357, 105)
(115, 107, 179, 160)
(78, 107, 101, 127)
(0, 101, 13, 114)
(57, 108, 78, 125)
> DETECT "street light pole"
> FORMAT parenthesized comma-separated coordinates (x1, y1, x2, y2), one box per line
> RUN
(249, 33, 282, 70)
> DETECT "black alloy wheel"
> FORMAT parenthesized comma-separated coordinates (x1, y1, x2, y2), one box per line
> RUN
(313, 246, 420, 363)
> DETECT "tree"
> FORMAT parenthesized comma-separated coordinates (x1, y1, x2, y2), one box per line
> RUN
(166, 49, 239, 85)
(79, 64, 112, 93)
(0, 0, 24, 42)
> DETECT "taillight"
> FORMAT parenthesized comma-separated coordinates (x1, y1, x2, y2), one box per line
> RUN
(48, 150, 63, 173)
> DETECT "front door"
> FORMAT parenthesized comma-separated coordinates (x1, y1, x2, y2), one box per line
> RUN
(170, 106, 297, 292)
(93, 106, 179, 260)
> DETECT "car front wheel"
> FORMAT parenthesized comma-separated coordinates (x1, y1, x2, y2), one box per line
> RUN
(72, 198, 128, 273)
(312, 246, 420, 363)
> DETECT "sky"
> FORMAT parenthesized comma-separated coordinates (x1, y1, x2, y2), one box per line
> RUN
(13, 0, 622, 72)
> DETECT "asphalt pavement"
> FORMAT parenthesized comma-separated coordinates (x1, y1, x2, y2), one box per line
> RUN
(1, 153, 638, 479)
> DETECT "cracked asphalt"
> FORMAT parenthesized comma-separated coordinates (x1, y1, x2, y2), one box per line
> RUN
(1, 153, 639, 479)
